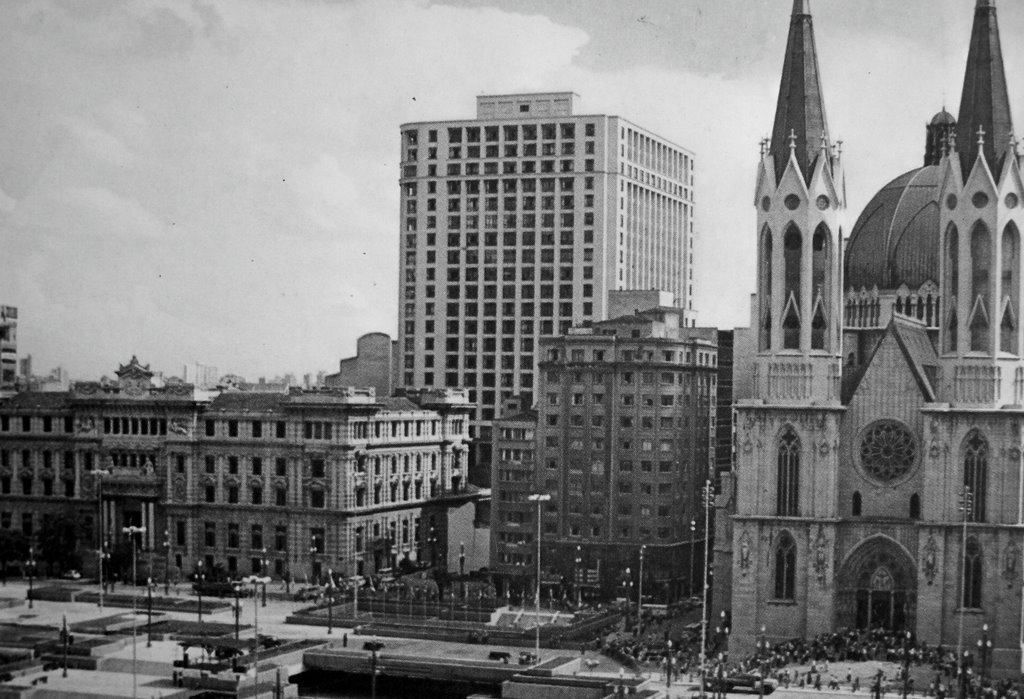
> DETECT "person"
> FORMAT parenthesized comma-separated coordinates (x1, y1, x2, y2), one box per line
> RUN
(853, 676, 860, 692)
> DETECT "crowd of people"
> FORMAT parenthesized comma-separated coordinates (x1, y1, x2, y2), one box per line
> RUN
(598, 618, 1024, 699)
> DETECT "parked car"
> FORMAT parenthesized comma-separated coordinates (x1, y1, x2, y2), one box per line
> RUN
(292, 586, 321, 602)
(193, 581, 253, 598)
(518, 651, 538, 665)
(704, 673, 777, 695)
(61, 570, 82, 580)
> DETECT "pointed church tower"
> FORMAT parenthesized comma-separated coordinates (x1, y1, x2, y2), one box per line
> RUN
(731, 0, 847, 656)
(753, 0, 845, 404)
(938, 0, 1024, 406)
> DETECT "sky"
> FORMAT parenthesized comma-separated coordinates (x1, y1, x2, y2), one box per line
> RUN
(1, 0, 1023, 381)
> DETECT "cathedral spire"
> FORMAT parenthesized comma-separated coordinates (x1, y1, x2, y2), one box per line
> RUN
(769, 0, 830, 184)
(956, 0, 1013, 178)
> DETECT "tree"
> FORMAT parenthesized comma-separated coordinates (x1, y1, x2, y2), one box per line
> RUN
(37, 510, 83, 575)
(0, 530, 28, 580)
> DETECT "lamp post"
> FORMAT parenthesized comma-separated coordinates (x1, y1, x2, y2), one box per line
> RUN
(427, 525, 438, 568)
(637, 545, 647, 638)
(232, 581, 242, 640)
(96, 545, 110, 609)
(260, 549, 268, 608)
(162, 530, 170, 596)
(689, 519, 697, 597)
(146, 578, 155, 648)
(196, 560, 205, 623)
(574, 545, 582, 607)
(25, 546, 36, 609)
(957, 486, 973, 699)
(902, 630, 912, 699)
(459, 541, 466, 600)
(61, 613, 69, 678)
(718, 610, 730, 661)
(666, 639, 674, 688)
(310, 537, 318, 585)
(326, 568, 334, 635)
(756, 625, 768, 699)
(123, 525, 146, 699)
(977, 624, 991, 680)
(94, 468, 110, 556)
(699, 479, 712, 699)
(243, 575, 271, 699)
(527, 493, 551, 658)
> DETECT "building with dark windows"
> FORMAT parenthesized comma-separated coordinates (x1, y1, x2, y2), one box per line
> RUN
(397, 92, 696, 486)
(524, 306, 716, 604)
(731, 0, 1024, 674)
(0, 356, 477, 584)
(490, 397, 538, 600)
(0, 306, 16, 395)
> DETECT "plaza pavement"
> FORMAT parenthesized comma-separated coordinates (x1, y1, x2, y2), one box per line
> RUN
(0, 580, 940, 699)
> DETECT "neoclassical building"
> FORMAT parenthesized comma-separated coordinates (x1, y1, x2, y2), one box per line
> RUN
(0, 357, 477, 583)
(732, 0, 1024, 672)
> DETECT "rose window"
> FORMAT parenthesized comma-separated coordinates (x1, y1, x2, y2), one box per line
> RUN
(859, 420, 917, 482)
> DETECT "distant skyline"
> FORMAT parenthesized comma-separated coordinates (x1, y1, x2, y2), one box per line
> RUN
(2, 0, 1023, 379)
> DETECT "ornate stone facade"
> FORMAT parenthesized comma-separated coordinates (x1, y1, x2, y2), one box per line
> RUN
(731, 0, 1024, 676)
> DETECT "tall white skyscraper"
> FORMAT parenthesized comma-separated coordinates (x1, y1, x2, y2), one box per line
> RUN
(398, 92, 696, 483)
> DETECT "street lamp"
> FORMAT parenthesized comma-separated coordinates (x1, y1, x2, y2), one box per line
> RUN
(976, 624, 991, 680)
(459, 541, 466, 600)
(146, 581, 155, 650)
(123, 525, 146, 699)
(689, 519, 697, 597)
(427, 525, 438, 568)
(637, 545, 647, 638)
(196, 560, 205, 623)
(756, 625, 768, 699)
(956, 486, 973, 699)
(242, 575, 271, 699)
(624, 567, 633, 628)
(232, 581, 242, 640)
(527, 493, 551, 659)
(25, 545, 36, 609)
(309, 537, 318, 585)
(698, 479, 712, 699)
(717, 610, 730, 660)
(260, 549, 269, 608)
(326, 568, 335, 635)
(903, 630, 913, 699)
(162, 530, 171, 596)
(96, 545, 111, 609)
(574, 546, 582, 607)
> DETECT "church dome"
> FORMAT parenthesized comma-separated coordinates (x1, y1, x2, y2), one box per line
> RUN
(930, 109, 956, 126)
(844, 166, 942, 291)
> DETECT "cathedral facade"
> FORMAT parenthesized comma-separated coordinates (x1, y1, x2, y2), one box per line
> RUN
(732, 0, 1024, 673)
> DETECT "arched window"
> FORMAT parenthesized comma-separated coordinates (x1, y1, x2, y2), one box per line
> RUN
(970, 224, 992, 352)
(852, 491, 862, 516)
(811, 224, 830, 350)
(760, 227, 773, 351)
(783, 226, 802, 350)
(909, 493, 921, 519)
(774, 531, 797, 600)
(1001, 224, 1019, 354)
(776, 429, 800, 516)
(962, 537, 983, 609)
(946, 224, 959, 353)
(963, 430, 988, 522)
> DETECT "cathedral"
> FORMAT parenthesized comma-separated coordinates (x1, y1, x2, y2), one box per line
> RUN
(731, 0, 1024, 673)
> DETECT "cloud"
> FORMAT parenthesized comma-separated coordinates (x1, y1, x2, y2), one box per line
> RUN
(3, 0, 1024, 380)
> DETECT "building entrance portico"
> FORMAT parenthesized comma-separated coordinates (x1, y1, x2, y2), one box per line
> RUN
(835, 536, 917, 633)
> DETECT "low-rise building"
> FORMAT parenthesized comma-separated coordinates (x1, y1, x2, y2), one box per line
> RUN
(0, 356, 477, 584)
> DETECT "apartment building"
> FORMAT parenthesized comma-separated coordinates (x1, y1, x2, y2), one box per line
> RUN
(398, 92, 696, 485)
(491, 307, 716, 602)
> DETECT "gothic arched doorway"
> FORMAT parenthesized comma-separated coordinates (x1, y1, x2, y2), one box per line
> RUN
(835, 536, 917, 632)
